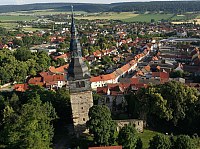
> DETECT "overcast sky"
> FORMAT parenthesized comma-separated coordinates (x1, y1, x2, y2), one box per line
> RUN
(0, 0, 162, 5)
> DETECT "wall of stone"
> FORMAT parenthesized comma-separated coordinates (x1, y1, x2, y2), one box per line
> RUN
(70, 90, 93, 134)
(115, 119, 144, 133)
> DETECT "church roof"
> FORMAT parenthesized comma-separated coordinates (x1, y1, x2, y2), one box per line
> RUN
(67, 6, 90, 80)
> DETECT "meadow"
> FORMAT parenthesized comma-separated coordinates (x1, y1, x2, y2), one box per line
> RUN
(76, 12, 138, 20)
(0, 22, 18, 29)
(76, 12, 194, 23)
(0, 15, 36, 22)
(2, 9, 87, 16)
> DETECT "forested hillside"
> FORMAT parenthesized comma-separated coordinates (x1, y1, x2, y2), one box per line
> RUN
(0, 1, 200, 13)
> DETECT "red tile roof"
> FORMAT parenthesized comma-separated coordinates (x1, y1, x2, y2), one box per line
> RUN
(97, 86, 108, 94)
(160, 72, 169, 79)
(49, 64, 69, 74)
(28, 77, 43, 85)
(14, 83, 29, 92)
(52, 53, 70, 60)
(90, 43, 150, 83)
(130, 78, 139, 84)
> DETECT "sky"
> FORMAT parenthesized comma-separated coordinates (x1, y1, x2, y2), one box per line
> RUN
(0, 0, 167, 5)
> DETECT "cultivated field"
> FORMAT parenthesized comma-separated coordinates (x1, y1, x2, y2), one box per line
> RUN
(0, 15, 36, 22)
(76, 12, 138, 20)
(1, 9, 87, 16)
(122, 14, 173, 22)
(76, 12, 195, 23)
(0, 22, 18, 29)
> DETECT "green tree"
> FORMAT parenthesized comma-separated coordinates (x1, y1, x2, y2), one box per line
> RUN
(132, 81, 199, 126)
(36, 51, 51, 71)
(56, 58, 65, 66)
(87, 105, 117, 146)
(118, 124, 138, 149)
(149, 134, 171, 149)
(169, 70, 183, 78)
(1, 96, 57, 149)
(59, 42, 67, 49)
(22, 36, 33, 47)
(174, 135, 195, 149)
(53, 88, 71, 121)
(14, 47, 32, 61)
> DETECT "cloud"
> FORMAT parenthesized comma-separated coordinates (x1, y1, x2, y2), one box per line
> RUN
(0, 0, 181, 5)
(15, 0, 25, 5)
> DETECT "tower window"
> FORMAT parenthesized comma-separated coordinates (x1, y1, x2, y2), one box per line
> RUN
(76, 81, 85, 88)
(83, 118, 85, 121)
(81, 107, 83, 110)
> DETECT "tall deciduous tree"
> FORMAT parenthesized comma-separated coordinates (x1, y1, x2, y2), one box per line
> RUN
(1, 96, 57, 149)
(131, 81, 199, 126)
(149, 134, 171, 149)
(87, 105, 117, 146)
(14, 47, 32, 61)
(118, 124, 138, 149)
(174, 135, 195, 149)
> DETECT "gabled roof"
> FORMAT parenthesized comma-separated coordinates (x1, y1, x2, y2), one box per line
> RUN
(49, 64, 69, 74)
(14, 83, 29, 92)
(97, 86, 108, 94)
(28, 77, 43, 85)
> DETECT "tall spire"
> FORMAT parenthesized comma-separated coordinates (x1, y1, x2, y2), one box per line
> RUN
(71, 5, 75, 39)
(68, 6, 90, 80)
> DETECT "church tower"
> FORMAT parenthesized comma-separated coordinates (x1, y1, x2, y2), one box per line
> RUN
(68, 6, 93, 135)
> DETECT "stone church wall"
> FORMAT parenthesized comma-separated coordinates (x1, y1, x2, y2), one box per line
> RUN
(115, 119, 144, 132)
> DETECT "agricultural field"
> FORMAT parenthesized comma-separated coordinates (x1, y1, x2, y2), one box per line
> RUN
(76, 12, 194, 23)
(22, 27, 44, 32)
(1, 9, 87, 16)
(123, 14, 173, 22)
(0, 15, 36, 22)
(76, 12, 138, 20)
(0, 22, 18, 29)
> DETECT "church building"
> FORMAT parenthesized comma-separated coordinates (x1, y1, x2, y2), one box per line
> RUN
(67, 6, 93, 135)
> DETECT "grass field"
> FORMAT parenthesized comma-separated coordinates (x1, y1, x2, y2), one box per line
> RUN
(2, 9, 87, 16)
(76, 13, 190, 23)
(138, 129, 161, 149)
(0, 22, 18, 29)
(123, 14, 174, 22)
(171, 15, 186, 21)
(0, 15, 37, 22)
(76, 12, 138, 20)
(22, 27, 44, 32)
(138, 129, 200, 149)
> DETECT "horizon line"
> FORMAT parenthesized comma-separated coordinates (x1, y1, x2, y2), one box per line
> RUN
(0, 0, 200, 6)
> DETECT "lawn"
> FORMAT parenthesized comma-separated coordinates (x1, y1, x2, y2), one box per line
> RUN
(0, 15, 36, 22)
(138, 129, 200, 149)
(122, 14, 173, 22)
(138, 129, 161, 149)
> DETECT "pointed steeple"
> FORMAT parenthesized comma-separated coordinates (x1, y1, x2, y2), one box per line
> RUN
(70, 5, 76, 41)
(67, 6, 90, 81)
